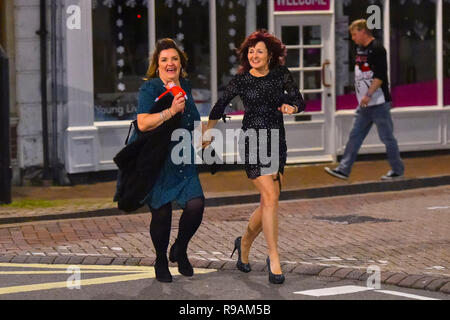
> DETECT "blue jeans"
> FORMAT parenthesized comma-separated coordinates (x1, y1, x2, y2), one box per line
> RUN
(337, 102, 404, 176)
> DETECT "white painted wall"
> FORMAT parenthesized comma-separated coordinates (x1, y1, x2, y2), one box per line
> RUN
(14, 0, 45, 169)
(13, 0, 67, 179)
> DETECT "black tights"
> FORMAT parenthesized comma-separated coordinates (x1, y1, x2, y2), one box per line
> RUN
(149, 197, 204, 258)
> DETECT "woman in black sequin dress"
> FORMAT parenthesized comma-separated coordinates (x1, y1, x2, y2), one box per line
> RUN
(204, 30, 305, 284)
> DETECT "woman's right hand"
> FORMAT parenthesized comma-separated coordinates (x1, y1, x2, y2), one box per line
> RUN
(170, 92, 185, 114)
(202, 123, 213, 149)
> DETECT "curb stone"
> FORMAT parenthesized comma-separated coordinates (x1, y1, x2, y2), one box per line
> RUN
(346, 269, 366, 281)
(358, 272, 371, 282)
(332, 268, 354, 279)
(439, 282, 450, 294)
(398, 275, 427, 288)
(1, 254, 448, 294)
(318, 266, 341, 278)
(411, 276, 441, 290)
(385, 273, 408, 285)
(380, 271, 398, 282)
(426, 278, 450, 292)
(292, 264, 327, 275)
(2, 175, 450, 226)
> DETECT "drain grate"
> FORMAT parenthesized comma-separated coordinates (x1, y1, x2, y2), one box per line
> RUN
(313, 215, 400, 225)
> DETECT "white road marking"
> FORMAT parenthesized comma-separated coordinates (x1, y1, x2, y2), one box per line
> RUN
(426, 266, 445, 270)
(294, 285, 441, 300)
(294, 285, 374, 297)
(427, 206, 450, 210)
(375, 290, 440, 300)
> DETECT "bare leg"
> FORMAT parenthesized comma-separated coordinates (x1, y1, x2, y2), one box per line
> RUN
(240, 207, 263, 264)
(241, 173, 283, 265)
(246, 173, 282, 274)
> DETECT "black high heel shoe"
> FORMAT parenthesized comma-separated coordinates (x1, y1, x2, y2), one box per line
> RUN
(169, 239, 194, 277)
(266, 257, 285, 284)
(230, 237, 251, 273)
(154, 256, 172, 283)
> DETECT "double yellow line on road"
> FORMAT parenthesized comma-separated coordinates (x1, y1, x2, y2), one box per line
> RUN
(0, 263, 216, 296)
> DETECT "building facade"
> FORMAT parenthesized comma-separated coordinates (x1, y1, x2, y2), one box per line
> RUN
(2, 0, 450, 184)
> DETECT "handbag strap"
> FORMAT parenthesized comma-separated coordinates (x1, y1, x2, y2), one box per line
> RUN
(125, 120, 137, 145)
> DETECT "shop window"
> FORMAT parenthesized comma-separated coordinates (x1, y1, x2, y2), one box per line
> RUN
(155, 0, 211, 116)
(282, 25, 324, 113)
(444, 1, 450, 106)
(216, 0, 268, 117)
(390, 0, 437, 107)
(92, 0, 149, 121)
(335, 0, 384, 111)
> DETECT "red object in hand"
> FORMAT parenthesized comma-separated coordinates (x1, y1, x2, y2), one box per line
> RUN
(155, 82, 188, 102)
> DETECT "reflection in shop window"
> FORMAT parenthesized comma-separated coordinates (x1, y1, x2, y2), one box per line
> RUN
(390, 0, 436, 107)
(216, 0, 268, 117)
(92, 0, 149, 121)
(335, 0, 384, 110)
(155, 0, 211, 116)
(444, 1, 450, 106)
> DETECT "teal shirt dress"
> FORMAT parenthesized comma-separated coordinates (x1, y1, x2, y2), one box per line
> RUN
(132, 77, 204, 210)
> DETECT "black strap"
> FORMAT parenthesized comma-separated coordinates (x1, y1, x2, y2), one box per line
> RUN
(273, 172, 282, 191)
(222, 114, 231, 123)
(125, 120, 137, 145)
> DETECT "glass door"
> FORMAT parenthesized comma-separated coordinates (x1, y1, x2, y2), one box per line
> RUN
(275, 15, 335, 162)
(282, 24, 326, 113)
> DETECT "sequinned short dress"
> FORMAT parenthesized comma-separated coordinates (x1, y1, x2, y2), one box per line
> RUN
(209, 66, 305, 179)
(131, 78, 204, 210)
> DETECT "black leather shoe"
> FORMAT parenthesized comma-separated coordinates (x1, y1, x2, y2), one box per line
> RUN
(231, 237, 251, 273)
(155, 256, 172, 283)
(266, 257, 285, 284)
(169, 239, 194, 277)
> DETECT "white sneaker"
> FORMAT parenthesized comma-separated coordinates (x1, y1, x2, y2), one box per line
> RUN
(381, 170, 404, 180)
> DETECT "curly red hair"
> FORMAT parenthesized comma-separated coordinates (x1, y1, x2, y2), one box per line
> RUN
(237, 29, 287, 74)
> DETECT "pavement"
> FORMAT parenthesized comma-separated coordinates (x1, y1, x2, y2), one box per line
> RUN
(1, 153, 450, 295)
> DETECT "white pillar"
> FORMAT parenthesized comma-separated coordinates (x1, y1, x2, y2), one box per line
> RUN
(210, 0, 217, 107)
(384, 0, 391, 88)
(268, 0, 275, 34)
(246, 0, 257, 36)
(149, 0, 156, 55)
(64, 0, 98, 173)
(437, 0, 443, 107)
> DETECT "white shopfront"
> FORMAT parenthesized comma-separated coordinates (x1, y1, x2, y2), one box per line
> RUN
(63, 0, 450, 175)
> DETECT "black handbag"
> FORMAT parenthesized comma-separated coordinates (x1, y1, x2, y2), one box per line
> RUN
(113, 94, 180, 212)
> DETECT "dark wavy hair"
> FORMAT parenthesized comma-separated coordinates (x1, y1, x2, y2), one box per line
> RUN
(145, 38, 188, 80)
(237, 29, 287, 74)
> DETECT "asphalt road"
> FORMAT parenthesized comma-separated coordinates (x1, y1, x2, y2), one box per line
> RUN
(0, 263, 447, 301)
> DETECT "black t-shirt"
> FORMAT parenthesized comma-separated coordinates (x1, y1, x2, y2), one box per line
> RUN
(354, 39, 392, 105)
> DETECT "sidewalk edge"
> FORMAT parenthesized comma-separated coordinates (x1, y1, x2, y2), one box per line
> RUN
(1, 175, 450, 225)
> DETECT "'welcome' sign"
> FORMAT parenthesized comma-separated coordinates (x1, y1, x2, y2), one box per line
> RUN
(275, 0, 331, 11)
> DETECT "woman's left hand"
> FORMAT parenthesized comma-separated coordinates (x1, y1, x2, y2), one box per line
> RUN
(278, 104, 296, 115)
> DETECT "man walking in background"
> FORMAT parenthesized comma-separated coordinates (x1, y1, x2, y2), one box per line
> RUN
(325, 19, 404, 181)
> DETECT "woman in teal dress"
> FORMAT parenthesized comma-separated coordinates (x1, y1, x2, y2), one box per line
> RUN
(136, 38, 204, 283)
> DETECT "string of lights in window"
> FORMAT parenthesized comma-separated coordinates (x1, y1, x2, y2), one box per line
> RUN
(91, 0, 264, 93)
